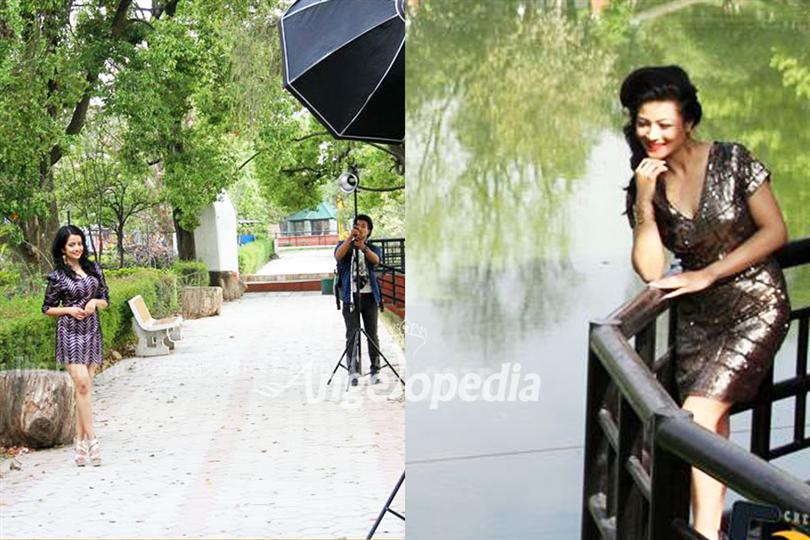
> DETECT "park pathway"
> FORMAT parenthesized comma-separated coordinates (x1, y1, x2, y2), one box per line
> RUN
(0, 291, 405, 539)
(255, 245, 336, 276)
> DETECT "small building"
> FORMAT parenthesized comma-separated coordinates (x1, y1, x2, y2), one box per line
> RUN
(276, 202, 339, 248)
(280, 202, 338, 236)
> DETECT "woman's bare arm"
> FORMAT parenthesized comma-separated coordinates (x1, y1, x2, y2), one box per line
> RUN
(703, 183, 787, 280)
(631, 158, 669, 282)
(631, 200, 668, 281)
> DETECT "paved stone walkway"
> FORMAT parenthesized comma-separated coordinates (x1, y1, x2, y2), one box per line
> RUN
(0, 292, 405, 539)
(256, 247, 337, 276)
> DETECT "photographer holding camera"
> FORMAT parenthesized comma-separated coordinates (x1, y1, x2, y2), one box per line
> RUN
(334, 214, 384, 386)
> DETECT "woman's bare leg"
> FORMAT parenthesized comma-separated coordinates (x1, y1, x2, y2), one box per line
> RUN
(65, 364, 95, 440)
(682, 395, 733, 540)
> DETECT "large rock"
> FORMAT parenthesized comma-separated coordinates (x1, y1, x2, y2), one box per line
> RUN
(181, 286, 223, 319)
(209, 270, 245, 301)
(0, 370, 75, 448)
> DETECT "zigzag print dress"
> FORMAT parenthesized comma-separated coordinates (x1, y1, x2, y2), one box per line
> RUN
(41, 262, 109, 365)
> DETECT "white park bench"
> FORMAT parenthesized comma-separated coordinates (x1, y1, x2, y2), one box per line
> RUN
(127, 295, 184, 357)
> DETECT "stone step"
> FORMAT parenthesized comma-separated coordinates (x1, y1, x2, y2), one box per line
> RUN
(244, 272, 333, 283)
(245, 280, 324, 293)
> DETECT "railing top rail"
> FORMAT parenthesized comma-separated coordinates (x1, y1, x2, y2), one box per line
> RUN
(775, 236, 810, 269)
(657, 416, 810, 513)
(377, 264, 404, 276)
(606, 286, 671, 338)
(372, 237, 405, 243)
(590, 323, 678, 420)
(605, 236, 809, 338)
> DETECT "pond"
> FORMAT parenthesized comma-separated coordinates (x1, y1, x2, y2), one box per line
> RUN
(406, 1, 810, 538)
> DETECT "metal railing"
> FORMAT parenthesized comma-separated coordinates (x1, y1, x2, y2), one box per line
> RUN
(373, 238, 405, 315)
(581, 237, 810, 540)
(374, 237, 405, 273)
(274, 233, 339, 247)
(377, 266, 405, 312)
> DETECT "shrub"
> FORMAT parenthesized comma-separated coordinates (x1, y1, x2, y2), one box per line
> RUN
(0, 295, 55, 371)
(171, 260, 209, 287)
(238, 237, 275, 275)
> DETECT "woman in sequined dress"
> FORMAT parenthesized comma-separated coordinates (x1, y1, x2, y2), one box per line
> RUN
(42, 225, 110, 466)
(620, 66, 790, 540)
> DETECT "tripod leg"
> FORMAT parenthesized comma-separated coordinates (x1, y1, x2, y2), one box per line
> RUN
(367, 471, 405, 539)
(361, 328, 405, 386)
(327, 339, 352, 385)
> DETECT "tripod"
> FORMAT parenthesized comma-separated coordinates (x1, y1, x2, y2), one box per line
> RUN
(366, 470, 405, 538)
(327, 186, 404, 389)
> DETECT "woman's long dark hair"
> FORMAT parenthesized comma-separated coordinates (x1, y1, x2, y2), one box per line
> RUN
(619, 65, 703, 220)
(51, 225, 100, 278)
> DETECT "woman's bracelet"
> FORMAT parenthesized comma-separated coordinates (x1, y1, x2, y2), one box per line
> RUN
(633, 203, 651, 227)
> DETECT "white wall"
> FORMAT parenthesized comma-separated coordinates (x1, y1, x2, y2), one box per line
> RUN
(193, 191, 239, 273)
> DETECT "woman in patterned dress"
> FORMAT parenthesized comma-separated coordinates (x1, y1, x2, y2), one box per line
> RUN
(42, 225, 110, 466)
(620, 66, 790, 540)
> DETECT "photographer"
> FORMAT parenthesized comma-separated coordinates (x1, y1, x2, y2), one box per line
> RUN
(334, 214, 383, 385)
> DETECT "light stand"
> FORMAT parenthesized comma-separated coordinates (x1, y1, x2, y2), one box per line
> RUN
(366, 471, 405, 538)
(327, 167, 405, 389)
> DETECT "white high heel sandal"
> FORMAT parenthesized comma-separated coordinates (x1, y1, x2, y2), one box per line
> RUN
(74, 437, 88, 467)
(87, 437, 101, 466)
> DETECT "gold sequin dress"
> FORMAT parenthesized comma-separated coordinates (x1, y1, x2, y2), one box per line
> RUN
(650, 141, 791, 403)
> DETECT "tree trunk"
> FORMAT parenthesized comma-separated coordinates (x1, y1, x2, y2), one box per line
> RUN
(16, 166, 60, 274)
(173, 208, 197, 260)
(117, 223, 126, 269)
(97, 219, 105, 260)
(210, 271, 245, 301)
(181, 286, 223, 319)
(0, 370, 76, 448)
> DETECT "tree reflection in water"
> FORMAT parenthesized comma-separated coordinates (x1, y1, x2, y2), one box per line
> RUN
(408, 6, 615, 351)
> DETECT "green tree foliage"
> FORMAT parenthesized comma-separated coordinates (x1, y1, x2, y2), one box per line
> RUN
(0, 0, 171, 269)
(105, 3, 239, 237)
(56, 119, 163, 268)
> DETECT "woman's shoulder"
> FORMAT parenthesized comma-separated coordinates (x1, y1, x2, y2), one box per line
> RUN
(712, 140, 745, 155)
(46, 268, 64, 283)
(711, 141, 762, 169)
(713, 140, 758, 158)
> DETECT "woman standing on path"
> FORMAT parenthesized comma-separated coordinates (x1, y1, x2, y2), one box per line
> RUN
(42, 225, 110, 467)
(620, 65, 791, 540)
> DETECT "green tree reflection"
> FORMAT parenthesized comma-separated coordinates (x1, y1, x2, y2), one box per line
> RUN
(408, 6, 616, 350)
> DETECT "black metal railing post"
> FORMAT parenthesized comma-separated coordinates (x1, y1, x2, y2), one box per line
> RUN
(635, 322, 656, 368)
(615, 393, 645, 538)
(794, 315, 808, 447)
(648, 411, 692, 540)
(582, 320, 616, 540)
(750, 366, 774, 459)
